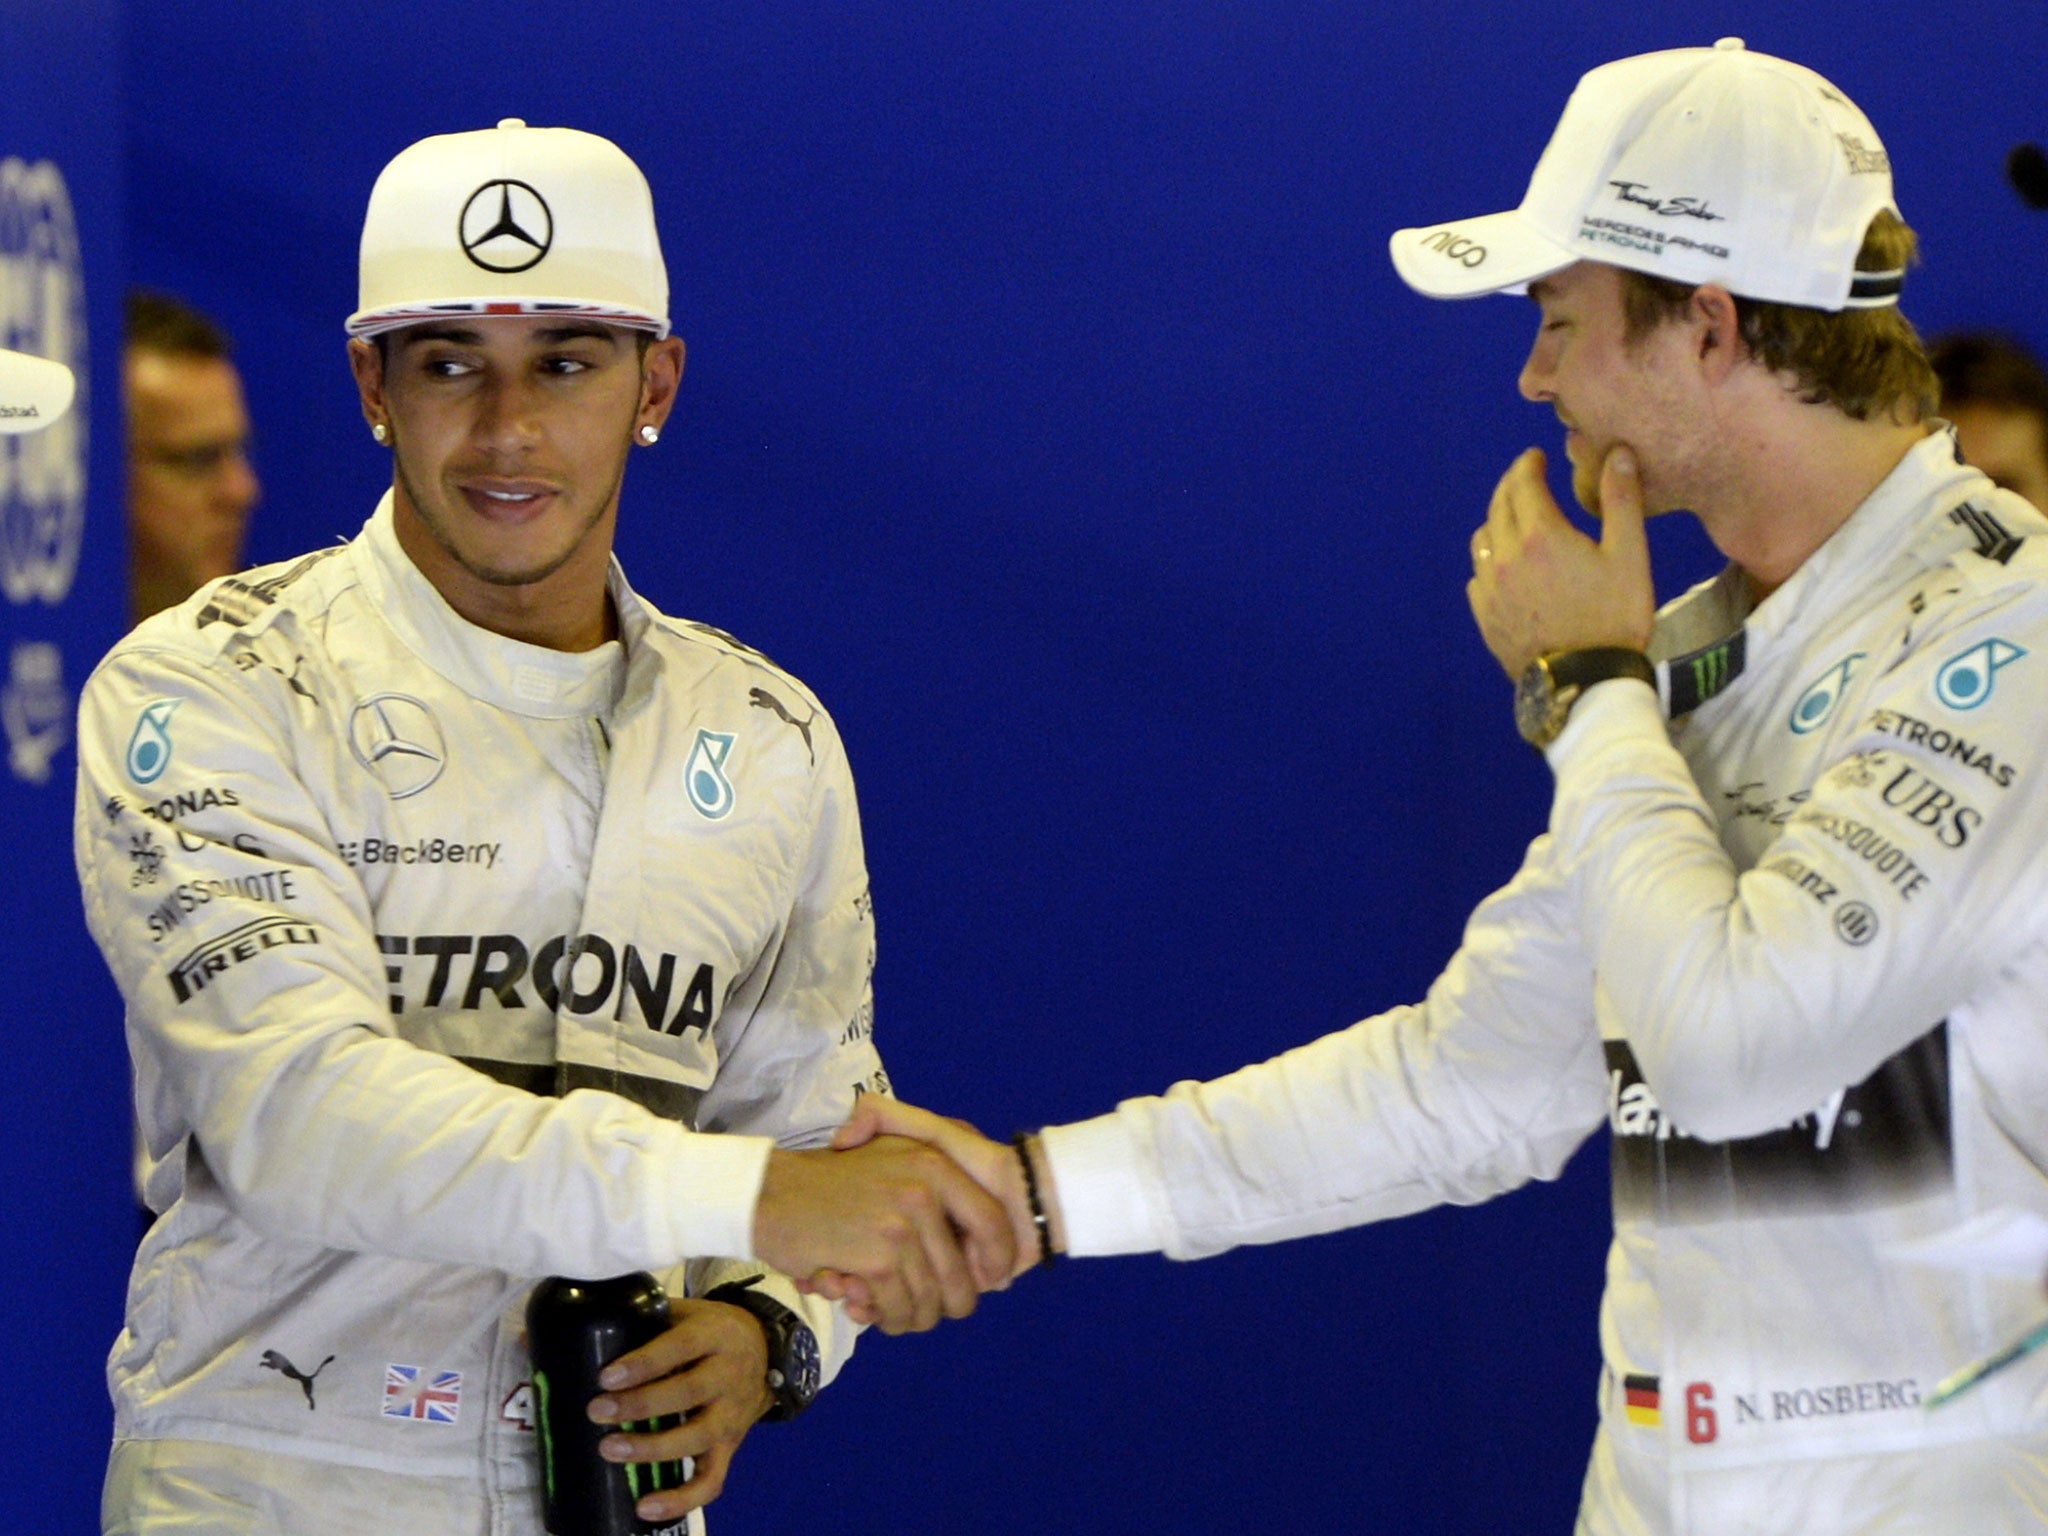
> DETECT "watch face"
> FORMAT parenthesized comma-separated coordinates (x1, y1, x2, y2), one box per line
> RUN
(1514, 660, 1557, 746)
(786, 1324, 821, 1404)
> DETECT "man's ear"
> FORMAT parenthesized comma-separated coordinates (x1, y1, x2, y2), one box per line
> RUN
(635, 335, 685, 437)
(1691, 285, 1743, 381)
(348, 337, 389, 432)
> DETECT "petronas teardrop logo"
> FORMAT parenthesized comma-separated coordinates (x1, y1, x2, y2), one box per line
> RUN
(125, 698, 182, 784)
(1789, 653, 1864, 735)
(684, 729, 736, 820)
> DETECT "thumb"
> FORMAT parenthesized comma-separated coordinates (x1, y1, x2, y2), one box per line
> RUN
(829, 1096, 887, 1150)
(1598, 445, 1650, 564)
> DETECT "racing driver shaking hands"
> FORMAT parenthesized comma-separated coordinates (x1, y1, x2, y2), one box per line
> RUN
(830, 41, 2048, 1536)
(76, 120, 1012, 1535)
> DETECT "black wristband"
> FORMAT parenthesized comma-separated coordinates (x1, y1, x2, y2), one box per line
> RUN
(1011, 1132, 1057, 1268)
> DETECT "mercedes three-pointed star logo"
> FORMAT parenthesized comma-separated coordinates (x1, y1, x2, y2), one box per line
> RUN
(347, 693, 447, 799)
(458, 179, 553, 274)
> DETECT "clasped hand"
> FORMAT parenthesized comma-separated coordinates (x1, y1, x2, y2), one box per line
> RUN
(751, 1106, 1043, 1335)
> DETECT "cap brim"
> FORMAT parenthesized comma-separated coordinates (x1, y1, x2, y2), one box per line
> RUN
(345, 300, 670, 340)
(1389, 210, 1578, 299)
(0, 349, 75, 434)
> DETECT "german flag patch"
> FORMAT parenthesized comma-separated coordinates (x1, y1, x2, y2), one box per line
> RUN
(1623, 1373, 1661, 1428)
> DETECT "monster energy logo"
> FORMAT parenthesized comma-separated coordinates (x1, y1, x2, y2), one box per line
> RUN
(534, 1366, 686, 1503)
(1665, 630, 1748, 717)
(623, 1423, 688, 1497)
(534, 1370, 556, 1501)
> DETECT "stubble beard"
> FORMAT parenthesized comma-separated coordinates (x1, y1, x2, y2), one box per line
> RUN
(392, 443, 630, 589)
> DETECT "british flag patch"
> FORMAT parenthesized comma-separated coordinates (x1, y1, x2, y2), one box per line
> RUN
(382, 1363, 462, 1425)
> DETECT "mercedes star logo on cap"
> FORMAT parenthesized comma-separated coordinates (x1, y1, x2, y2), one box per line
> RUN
(458, 179, 553, 274)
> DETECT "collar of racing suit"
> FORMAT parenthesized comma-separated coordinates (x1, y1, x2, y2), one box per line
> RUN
(359, 491, 633, 720)
(1645, 430, 2046, 716)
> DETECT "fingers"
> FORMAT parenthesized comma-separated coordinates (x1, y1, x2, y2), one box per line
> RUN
(1491, 447, 1552, 539)
(829, 1095, 888, 1150)
(884, 1142, 984, 1328)
(1597, 445, 1649, 555)
(595, 1306, 707, 1396)
(919, 1142, 1019, 1291)
(588, 1302, 773, 1525)
(628, 1444, 731, 1525)
(800, 1269, 882, 1327)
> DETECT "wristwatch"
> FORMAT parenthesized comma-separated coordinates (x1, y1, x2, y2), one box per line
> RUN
(704, 1278, 822, 1421)
(1513, 647, 1656, 749)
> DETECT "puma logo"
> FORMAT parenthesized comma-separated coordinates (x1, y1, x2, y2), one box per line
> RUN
(749, 687, 816, 763)
(260, 1349, 336, 1410)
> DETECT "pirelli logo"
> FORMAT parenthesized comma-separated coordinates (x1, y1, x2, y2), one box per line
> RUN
(167, 915, 321, 1003)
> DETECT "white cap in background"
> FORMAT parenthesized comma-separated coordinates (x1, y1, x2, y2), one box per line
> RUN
(0, 347, 75, 433)
(1389, 39, 1902, 312)
(347, 118, 669, 338)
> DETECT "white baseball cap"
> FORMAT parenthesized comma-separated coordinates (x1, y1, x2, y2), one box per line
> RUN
(347, 118, 670, 339)
(0, 347, 74, 434)
(1390, 39, 1902, 312)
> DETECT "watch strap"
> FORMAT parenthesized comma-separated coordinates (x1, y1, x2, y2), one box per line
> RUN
(1544, 646, 1656, 694)
(703, 1277, 819, 1421)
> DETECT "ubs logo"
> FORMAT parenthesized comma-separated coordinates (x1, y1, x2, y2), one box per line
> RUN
(459, 180, 553, 274)
(348, 693, 446, 799)
(0, 158, 88, 608)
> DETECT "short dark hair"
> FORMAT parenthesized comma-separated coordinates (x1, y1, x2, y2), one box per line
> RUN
(1927, 332, 2048, 428)
(127, 289, 234, 360)
(1618, 210, 1938, 425)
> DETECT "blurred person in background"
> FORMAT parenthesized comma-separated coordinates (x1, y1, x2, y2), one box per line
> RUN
(125, 290, 260, 623)
(1929, 331, 2048, 513)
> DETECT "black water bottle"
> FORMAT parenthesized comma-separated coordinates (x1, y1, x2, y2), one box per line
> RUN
(527, 1273, 691, 1536)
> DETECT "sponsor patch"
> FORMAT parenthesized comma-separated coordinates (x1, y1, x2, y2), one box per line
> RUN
(684, 729, 737, 819)
(347, 694, 447, 799)
(167, 914, 321, 1003)
(1789, 653, 1864, 735)
(1665, 631, 1745, 716)
(127, 829, 167, 888)
(125, 698, 181, 784)
(1863, 708, 2019, 788)
(1606, 1026, 1952, 1224)
(259, 1349, 334, 1411)
(1934, 639, 2025, 711)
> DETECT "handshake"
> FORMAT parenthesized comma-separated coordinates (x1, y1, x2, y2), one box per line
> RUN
(751, 1100, 1063, 1334)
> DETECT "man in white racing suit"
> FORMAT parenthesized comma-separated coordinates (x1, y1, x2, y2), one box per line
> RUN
(76, 121, 1013, 1535)
(829, 42, 2048, 1534)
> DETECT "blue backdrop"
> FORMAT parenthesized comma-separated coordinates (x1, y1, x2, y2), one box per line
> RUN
(7, 1, 2046, 1530)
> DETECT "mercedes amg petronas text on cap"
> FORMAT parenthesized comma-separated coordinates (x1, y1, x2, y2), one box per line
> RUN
(346, 118, 670, 339)
(1389, 38, 1903, 312)
(0, 347, 75, 434)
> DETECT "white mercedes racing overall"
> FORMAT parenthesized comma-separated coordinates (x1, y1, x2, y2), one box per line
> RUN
(77, 498, 878, 1534)
(1046, 432, 2048, 1533)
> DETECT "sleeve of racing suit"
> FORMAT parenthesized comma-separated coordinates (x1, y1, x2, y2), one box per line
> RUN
(682, 694, 878, 1389)
(77, 643, 775, 1276)
(1544, 578, 2048, 1142)
(1043, 833, 1613, 1259)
